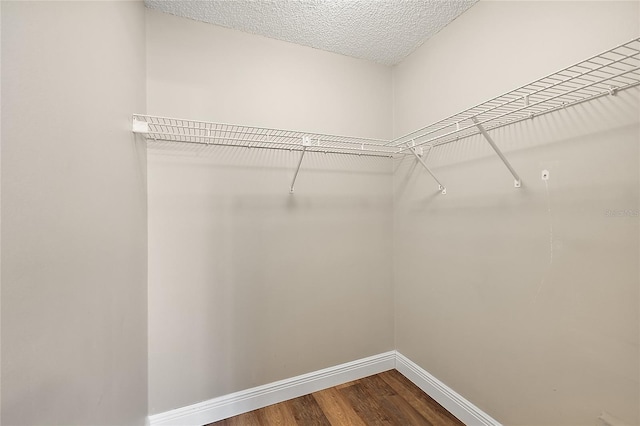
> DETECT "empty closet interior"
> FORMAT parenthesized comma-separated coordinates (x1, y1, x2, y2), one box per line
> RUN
(2, 1, 639, 426)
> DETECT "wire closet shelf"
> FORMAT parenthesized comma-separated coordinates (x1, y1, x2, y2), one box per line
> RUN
(132, 114, 398, 158)
(390, 38, 640, 152)
(134, 38, 640, 155)
(133, 38, 640, 192)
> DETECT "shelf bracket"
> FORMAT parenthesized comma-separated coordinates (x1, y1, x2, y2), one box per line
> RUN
(471, 117, 522, 188)
(132, 118, 149, 134)
(407, 142, 446, 194)
(289, 136, 311, 194)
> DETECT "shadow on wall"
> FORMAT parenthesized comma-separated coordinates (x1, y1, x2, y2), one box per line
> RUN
(147, 140, 392, 172)
(147, 140, 394, 202)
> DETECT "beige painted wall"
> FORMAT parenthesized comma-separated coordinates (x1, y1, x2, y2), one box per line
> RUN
(1, 2, 148, 424)
(146, 10, 394, 415)
(393, 1, 639, 425)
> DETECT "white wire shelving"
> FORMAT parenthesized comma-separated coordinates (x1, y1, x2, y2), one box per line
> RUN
(133, 37, 640, 194)
(389, 37, 640, 190)
(132, 114, 398, 158)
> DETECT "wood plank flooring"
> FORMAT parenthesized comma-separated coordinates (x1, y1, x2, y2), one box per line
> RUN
(209, 369, 464, 426)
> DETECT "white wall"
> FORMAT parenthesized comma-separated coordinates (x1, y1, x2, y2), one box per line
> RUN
(146, 9, 394, 415)
(392, 1, 639, 424)
(1, 2, 148, 424)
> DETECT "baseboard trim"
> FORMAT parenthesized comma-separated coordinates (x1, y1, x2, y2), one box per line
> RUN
(148, 351, 501, 426)
(395, 352, 501, 426)
(148, 351, 396, 426)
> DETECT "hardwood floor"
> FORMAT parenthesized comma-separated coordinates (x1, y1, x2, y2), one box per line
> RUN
(209, 369, 464, 426)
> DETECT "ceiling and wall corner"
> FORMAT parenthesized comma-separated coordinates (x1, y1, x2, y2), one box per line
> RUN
(144, 0, 477, 66)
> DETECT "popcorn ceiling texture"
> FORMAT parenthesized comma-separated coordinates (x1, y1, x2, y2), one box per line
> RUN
(144, 0, 477, 65)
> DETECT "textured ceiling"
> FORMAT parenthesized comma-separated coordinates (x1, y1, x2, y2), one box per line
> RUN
(144, 0, 477, 65)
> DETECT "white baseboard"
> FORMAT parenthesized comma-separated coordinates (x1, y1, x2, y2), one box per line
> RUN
(148, 351, 501, 426)
(395, 352, 501, 426)
(148, 351, 396, 426)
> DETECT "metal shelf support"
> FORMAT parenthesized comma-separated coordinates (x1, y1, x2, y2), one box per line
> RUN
(289, 136, 311, 194)
(471, 117, 521, 188)
(408, 142, 446, 195)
